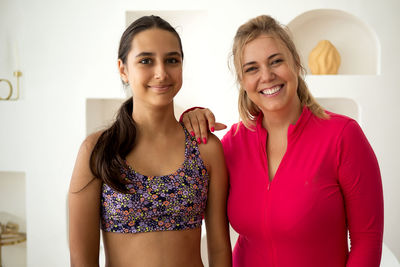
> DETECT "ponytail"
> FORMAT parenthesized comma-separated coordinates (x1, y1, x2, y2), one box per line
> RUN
(89, 98, 136, 193)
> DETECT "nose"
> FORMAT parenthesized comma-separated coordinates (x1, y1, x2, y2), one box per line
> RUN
(154, 63, 167, 80)
(260, 66, 275, 82)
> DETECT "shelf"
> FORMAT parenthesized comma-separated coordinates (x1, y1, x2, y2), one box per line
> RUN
(0, 171, 26, 267)
(288, 9, 380, 75)
(316, 97, 359, 122)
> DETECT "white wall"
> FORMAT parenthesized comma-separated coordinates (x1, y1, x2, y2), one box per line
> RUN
(0, 0, 399, 265)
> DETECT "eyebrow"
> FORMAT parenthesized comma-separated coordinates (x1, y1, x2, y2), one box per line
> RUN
(135, 51, 182, 58)
(242, 53, 282, 68)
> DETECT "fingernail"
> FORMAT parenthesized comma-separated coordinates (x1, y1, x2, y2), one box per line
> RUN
(190, 131, 195, 137)
(203, 138, 207, 144)
(210, 127, 215, 132)
(197, 137, 201, 144)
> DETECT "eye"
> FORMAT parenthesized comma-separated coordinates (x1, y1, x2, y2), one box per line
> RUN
(166, 57, 181, 64)
(139, 58, 152, 64)
(271, 58, 283, 66)
(244, 66, 257, 73)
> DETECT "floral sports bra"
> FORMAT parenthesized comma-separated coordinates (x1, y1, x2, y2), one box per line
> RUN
(100, 125, 209, 233)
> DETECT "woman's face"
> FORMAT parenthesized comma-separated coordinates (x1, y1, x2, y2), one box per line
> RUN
(118, 28, 183, 108)
(241, 34, 299, 116)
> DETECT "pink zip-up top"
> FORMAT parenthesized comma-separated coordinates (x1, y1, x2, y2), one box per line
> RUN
(222, 107, 383, 267)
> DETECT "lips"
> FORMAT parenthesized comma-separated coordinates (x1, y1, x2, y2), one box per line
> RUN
(147, 84, 172, 92)
(259, 85, 283, 95)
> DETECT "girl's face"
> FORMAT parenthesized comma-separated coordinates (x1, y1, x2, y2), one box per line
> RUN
(118, 28, 183, 108)
(241, 34, 300, 116)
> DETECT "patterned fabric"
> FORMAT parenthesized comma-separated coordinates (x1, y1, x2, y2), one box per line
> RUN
(100, 125, 209, 233)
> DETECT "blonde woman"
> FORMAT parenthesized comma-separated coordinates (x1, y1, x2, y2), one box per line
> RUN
(182, 15, 383, 267)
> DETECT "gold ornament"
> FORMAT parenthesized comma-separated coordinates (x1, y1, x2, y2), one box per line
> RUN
(308, 40, 341, 74)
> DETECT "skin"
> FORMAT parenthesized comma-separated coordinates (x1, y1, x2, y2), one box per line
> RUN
(183, 34, 302, 180)
(241, 35, 301, 180)
(68, 28, 231, 267)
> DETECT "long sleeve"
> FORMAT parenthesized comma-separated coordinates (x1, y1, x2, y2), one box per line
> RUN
(337, 120, 384, 266)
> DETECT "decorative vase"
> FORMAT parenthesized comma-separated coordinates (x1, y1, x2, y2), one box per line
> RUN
(308, 40, 341, 75)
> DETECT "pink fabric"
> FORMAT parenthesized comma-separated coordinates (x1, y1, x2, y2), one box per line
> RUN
(221, 107, 383, 267)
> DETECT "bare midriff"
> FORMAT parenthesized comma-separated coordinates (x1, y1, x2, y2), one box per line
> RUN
(102, 227, 203, 267)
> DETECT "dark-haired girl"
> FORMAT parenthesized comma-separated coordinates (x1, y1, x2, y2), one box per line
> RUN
(68, 15, 231, 267)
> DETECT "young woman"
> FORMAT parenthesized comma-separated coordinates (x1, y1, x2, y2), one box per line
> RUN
(182, 15, 383, 267)
(68, 15, 231, 267)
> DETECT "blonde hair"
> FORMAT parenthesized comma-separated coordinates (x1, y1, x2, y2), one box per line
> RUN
(232, 15, 328, 129)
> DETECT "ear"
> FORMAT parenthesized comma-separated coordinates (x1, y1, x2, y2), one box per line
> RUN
(118, 59, 129, 84)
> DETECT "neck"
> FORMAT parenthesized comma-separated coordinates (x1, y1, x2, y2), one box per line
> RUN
(132, 101, 180, 138)
(262, 98, 302, 133)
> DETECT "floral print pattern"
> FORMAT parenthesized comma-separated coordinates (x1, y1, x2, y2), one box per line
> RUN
(101, 125, 209, 233)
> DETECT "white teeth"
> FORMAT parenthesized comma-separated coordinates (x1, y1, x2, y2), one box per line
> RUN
(261, 86, 281, 95)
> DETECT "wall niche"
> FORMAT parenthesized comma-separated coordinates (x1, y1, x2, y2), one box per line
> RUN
(288, 9, 380, 75)
(0, 171, 26, 267)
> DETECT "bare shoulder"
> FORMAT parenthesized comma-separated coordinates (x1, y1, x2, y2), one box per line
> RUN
(69, 131, 104, 193)
(83, 131, 103, 151)
(198, 134, 225, 170)
(199, 134, 223, 154)
(77, 130, 104, 165)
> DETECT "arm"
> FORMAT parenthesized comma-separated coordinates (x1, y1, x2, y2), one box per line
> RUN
(180, 107, 227, 144)
(68, 133, 103, 267)
(337, 121, 384, 267)
(200, 134, 232, 267)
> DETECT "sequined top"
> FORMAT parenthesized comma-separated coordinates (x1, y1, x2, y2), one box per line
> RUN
(100, 125, 209, 233)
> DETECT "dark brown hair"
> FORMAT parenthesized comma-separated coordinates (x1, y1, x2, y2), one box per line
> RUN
(89, 15, 183, 193)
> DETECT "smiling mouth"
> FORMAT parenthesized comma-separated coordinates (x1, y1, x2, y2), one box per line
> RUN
(148, 84, 172, 91)
(260, 85, 283, 95)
